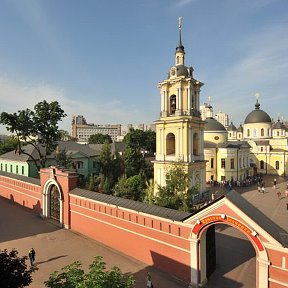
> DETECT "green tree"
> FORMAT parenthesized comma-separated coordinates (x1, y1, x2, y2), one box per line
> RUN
(58, 130, 73, 141)
(55, 148, 73, 169)
(123, 147, 147, 178)
(114, 174, 146, 201)
(0, 136, 19, 155)
(0, 101, 66, 170)
(88, 133, 112, 144)
(154, 164, 198, 211)
(44, 256, 135, 288)
(0, 248, 37, 288)
(123, 128, 156, 156)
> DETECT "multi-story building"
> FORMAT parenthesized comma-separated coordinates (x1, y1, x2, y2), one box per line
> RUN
(215, 111, 230, 128)
(153, 19, 206, 193)
(72, 115, 121, 142)
(72, 116, 155, 143)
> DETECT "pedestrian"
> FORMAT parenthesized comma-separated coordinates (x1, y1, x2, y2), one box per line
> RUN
(146, 272, 153, 288)
(28, 248, 36, 266)
(273, 178, 277, 189)
(276, 191, 281, 199)
(261, 186, 265, 194)
(285, 189, 288, 198)
(257, 185, 261, 193)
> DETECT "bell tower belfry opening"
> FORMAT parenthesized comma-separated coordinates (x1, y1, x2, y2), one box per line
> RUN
(154, 17, 206, 193)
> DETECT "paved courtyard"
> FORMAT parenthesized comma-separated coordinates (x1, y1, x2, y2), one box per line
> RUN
(0, 174, 287, 287)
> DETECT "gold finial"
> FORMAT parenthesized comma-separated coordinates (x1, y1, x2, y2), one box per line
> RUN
(178, 16, 182, 30)
(255, 92, 260, 101)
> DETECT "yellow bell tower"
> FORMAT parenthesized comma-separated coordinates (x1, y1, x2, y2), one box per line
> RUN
(153, 17, 206, 193)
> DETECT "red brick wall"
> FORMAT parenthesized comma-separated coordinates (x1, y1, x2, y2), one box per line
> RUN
(69, 195, 192, 282)
(0, 175, 42, 213)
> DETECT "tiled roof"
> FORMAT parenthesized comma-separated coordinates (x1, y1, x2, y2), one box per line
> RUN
(69, 188, 192, 222)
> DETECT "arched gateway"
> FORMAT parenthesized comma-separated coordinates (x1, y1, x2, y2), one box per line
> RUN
(185, 190, 284, 288)
(42, 170, 64, 225)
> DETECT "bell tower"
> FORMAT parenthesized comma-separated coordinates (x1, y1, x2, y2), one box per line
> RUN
(154, 17, 206, 193)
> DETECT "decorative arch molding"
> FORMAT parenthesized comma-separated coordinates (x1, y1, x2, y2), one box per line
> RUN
(42, 179, 64, 225)
(189, 214, 269, 288)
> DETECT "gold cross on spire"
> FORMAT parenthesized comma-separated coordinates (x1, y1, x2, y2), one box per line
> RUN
(178, 16, 182, 30)
(255, 92, 260, 101)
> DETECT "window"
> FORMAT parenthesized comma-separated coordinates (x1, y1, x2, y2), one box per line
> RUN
(193, 133, 199, 155)
(170, 95, 176, 114)
(260, 147, 263, 152)
(260, 160, 265, 170)
(166, 133, 175, 155)
(10, 165, 12, 173)
(230, 158, 235, 169)
(261, 128, 264, 136)
(211, 158, 214, 169)
(16, 165, 18, 174)
(221, 158, 225, 169)
(77, 161, 84, 169)
(0, 164, 2, 171)
(247, 129, 250, 137)
(275, 161, 279, 170)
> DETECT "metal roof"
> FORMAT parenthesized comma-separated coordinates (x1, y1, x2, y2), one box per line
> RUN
(70, 188, 192, 222)
(225, 190, 288, 247)
(0, 171, 40, 185)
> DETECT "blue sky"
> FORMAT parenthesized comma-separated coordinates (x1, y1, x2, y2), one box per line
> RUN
(0, 0, 287, 133)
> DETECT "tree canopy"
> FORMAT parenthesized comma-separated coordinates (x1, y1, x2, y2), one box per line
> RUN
(88, 133, 112, 144)
(44, 256, 135, 288)
(0, 100, 66, 170)
(154, 164, 198, 211)
(0, 136, 19, 155)
(124, 128, 155, 156)
(0, 248, 37, 288)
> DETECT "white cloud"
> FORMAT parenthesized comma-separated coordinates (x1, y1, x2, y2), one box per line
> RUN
(0, 77, 152, 135)
(174, 0, 198, 8)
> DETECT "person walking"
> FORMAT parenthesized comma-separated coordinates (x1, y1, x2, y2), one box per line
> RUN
(146, 272, 153, 288)
(28, 248, 36, 266)
(261, 186, 265, 194)
(273, 178, 277, 189)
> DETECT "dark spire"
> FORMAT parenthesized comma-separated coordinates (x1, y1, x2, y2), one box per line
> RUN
(176, 17, 185, 53)
(255, 93, 260, 110)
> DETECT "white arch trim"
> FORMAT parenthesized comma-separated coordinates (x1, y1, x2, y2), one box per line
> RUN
(189, 214, 269, 288)
(42, 179, 64, 225)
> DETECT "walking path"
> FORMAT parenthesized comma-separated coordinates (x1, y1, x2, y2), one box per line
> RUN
(0, 197, 186, 288)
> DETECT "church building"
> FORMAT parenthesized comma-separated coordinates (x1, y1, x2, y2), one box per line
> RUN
(153, 18, 206, 193)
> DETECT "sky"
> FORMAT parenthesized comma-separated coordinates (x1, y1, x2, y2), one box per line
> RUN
(0, 0, 287, 134)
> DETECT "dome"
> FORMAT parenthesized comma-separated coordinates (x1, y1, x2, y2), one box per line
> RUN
(204, 117, 226, 131)
(244, 100, 271, 124)
(273, 120, 286, 130)
(168, 65, 192, 79)
(227, 122, 237, 131)
(237, 124, 243, 132)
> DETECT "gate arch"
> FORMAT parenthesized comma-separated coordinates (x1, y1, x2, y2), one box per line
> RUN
(42, 179, 64, 225)
(190, 214, 269, 288)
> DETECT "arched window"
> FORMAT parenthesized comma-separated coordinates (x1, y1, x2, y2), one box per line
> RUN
(193, 133, 199, 155)
(166, 133, 175, 155)
(260, 160, 265, 170)
(247, 129, 250, 137)
(261, 128, 264, 136)
(275, 161, 279, 170)
(253, 128, 257, 137)
(170, 95, 176, 114)
(176, 56, 179, 64)
(277, 131, 280, 136)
